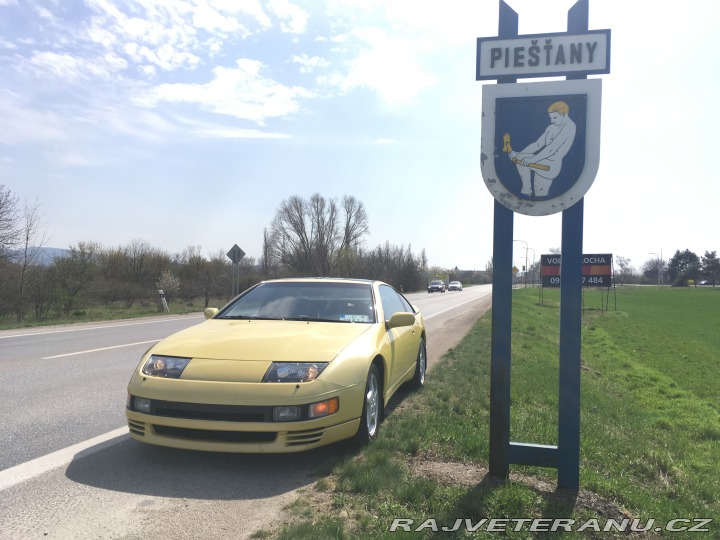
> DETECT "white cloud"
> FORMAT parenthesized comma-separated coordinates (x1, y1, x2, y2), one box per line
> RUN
(137, 59, 312, 124)
(341, 27, 436, 106)
(54, 151, 102, 167)
(35, 6, 54, 21)
(0, 90, 69, 145)
(292, 54, 331, 73)
(267, 0, 308, 33)
(191, 3, 242, 33)
(170, 112, 292, 139)
(193, 127, 291, 139)
(83, 0, 248, 74)
(0, 37, 16, 49)
(26, 51, 118, 82)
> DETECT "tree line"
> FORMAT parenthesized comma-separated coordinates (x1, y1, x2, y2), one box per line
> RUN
(640, 249, 719, 287)
(516, 250, 719, 287)
(2, 187, 470, 323)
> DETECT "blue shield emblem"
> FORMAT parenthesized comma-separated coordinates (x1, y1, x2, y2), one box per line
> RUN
(481, 80, 601, 216)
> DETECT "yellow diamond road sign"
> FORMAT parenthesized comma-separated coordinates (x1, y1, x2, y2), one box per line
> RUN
(512, 266, 519, 275)
(227, 244, 245, 264)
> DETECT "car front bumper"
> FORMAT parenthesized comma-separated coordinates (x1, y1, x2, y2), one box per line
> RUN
(126, 376, 365, 453)
(126, 410, 361, 453)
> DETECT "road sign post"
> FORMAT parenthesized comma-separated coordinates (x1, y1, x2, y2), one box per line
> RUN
(227, 244, 246, 297)
(479, 0, 608, 490)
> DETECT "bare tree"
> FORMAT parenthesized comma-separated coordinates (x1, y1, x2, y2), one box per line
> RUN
(339, 195, 369, 251)
(0, 185, 20, 258)
(261, 227, 275, 278)
(177, 247, 230, 307)
(15, 199, 49, 320)
(271, 195, 315, 273)
(615, 256, 636, 285)
(270, 193, 369, 276)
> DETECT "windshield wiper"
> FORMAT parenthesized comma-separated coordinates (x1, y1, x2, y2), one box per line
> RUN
(284, 316, 340, 322)
(217, 315, 264, 320)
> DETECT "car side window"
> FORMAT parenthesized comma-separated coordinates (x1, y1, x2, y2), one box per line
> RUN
(378, 285, 409, 321)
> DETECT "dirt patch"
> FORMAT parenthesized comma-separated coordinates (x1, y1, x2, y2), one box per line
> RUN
(409, 456, 648, 529)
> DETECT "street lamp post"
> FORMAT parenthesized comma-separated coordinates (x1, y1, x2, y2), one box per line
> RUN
(514, 239, 528, 288)
(648, 250, 664, 287)
(527, 247, 536, 286)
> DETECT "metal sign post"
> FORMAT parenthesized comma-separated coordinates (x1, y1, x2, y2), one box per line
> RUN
(478, 0, 608, 490)
(227, 244, 245, 297)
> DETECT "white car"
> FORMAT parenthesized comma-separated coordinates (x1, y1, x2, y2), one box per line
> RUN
(448, 281, 462, 291)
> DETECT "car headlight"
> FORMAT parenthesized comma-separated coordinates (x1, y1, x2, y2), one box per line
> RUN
(262, 362, 328, 383)
(141, 355, 191, 378)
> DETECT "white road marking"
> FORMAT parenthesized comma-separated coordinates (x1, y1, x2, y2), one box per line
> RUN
(423, 291, 492, 320)
(0, 427, 129, 492)
(41, 340, 160, 360)
(0, 315, 203, 340)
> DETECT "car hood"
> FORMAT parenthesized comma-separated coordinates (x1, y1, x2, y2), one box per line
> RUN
(150, 319, 374, 363)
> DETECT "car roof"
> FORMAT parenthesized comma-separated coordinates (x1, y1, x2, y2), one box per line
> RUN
(260, 277, 377, 286)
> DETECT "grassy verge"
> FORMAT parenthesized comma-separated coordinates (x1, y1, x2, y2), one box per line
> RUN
(260, 286, 720, 539)
(0, 297, 230, 330)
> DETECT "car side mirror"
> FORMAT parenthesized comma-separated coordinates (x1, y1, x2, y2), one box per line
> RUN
(386, 312, 416, 329)
(204, 308, 219, 320)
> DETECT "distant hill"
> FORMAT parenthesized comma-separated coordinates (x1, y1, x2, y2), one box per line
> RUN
(8, 247, 70, 266)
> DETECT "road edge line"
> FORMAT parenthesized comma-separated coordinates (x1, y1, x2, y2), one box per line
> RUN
(0, 427, 129, 492)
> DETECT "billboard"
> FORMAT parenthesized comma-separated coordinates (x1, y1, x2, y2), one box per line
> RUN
(541, 253, 612, 287)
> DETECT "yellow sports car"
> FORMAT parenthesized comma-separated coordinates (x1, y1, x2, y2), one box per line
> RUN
(126, 278, 427, 452)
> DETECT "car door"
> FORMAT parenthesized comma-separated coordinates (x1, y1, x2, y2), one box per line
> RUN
(378, 285, 421, 387)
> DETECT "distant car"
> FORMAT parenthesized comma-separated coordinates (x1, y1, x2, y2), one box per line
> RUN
(448, 281, 462, 291)
(126, 277, 427, 453)
(427, 280, 446, 293)
(699, 280, 711, 286)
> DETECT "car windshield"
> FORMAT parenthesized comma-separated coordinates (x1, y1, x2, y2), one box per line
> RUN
(217, 281, 376, 323)
(431, 281, 442, 285)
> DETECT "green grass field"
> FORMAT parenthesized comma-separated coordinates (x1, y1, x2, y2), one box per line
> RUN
(262, 286, 720, 539)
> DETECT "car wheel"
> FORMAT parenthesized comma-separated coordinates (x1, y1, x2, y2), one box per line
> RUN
(354, 363, 382, 444)
(411, 338, 427, 388)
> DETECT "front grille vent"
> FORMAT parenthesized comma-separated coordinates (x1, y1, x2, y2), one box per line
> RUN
(286, 428, 324, 446)
(128, 420, 146, 436)
(153, 425, 277, 443)
(148, 400, 272, 422)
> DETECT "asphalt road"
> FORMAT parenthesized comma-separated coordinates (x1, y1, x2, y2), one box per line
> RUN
(0, 285, 492, 539)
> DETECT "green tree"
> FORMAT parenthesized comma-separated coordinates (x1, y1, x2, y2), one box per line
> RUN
(642, 257, 664, 284)
(51, 242, 101, 315)
(701, 251, 719, 286)
(666, 249, 700, 286)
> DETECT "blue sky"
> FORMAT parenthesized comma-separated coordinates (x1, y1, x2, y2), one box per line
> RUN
(1, 0, 718, 273)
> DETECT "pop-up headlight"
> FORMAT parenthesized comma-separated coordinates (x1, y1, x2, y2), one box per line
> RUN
(141, 355, 191, 378)
(262, 362, 328, 383)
